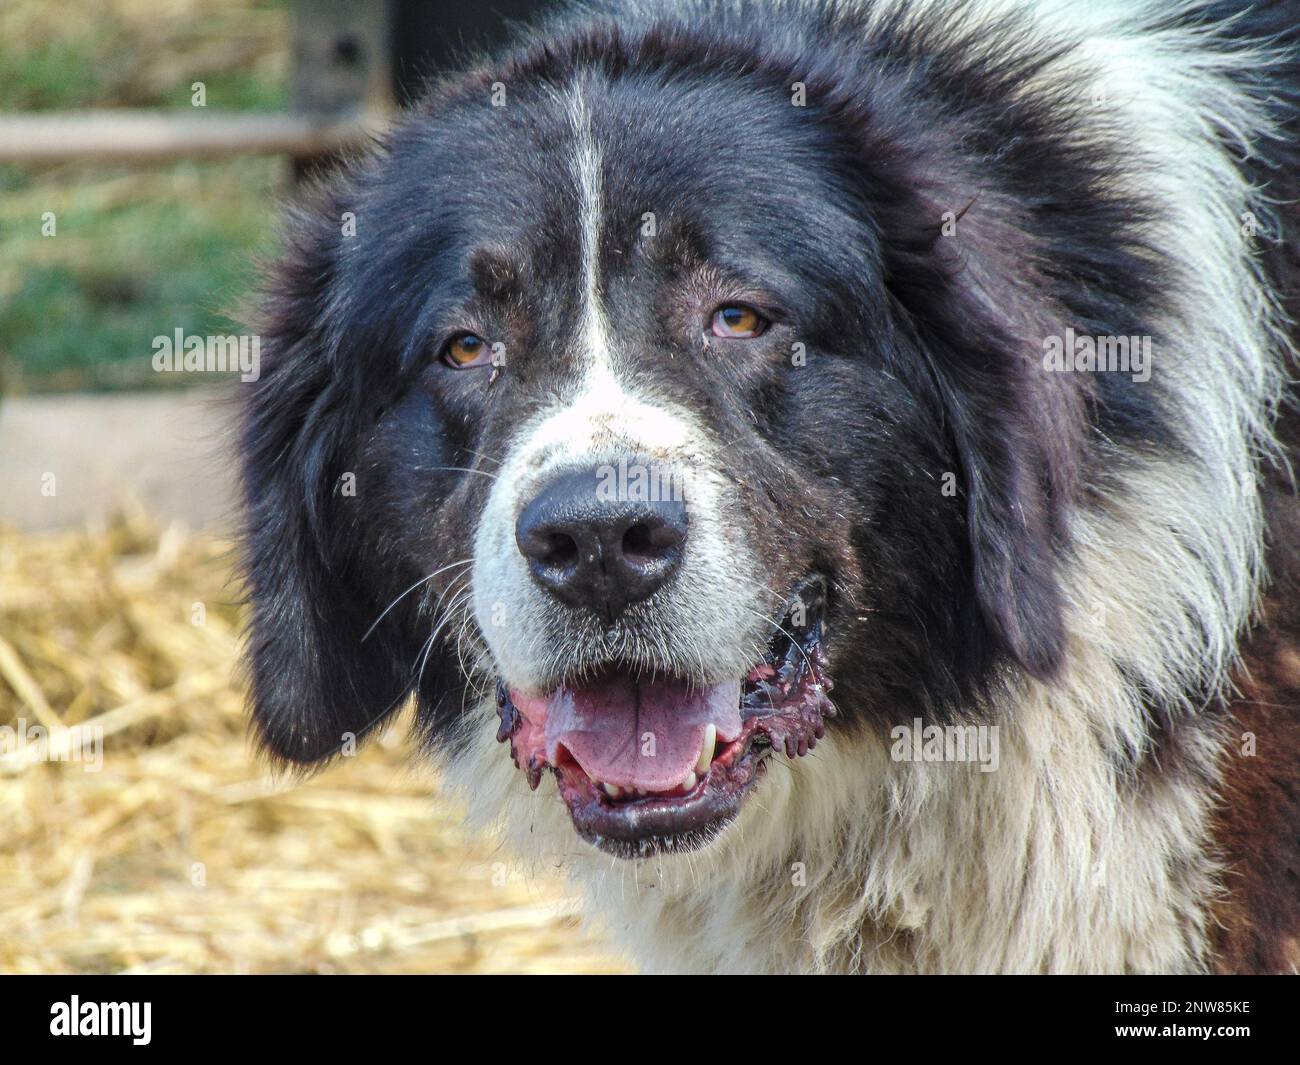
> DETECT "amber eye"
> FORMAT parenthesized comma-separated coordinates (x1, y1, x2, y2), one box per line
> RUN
(710, 305, 768, 338)
(443, 333, 490, 368)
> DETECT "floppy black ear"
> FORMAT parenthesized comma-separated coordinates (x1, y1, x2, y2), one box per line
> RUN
(240, 477, 415, 765)
(945, 376, 1072, 680)
(821, 59, 1105, 680)
(239, 206, 416, 766)
(882, 195, 1080, 681)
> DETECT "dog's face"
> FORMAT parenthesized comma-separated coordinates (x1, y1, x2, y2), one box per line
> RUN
(242, 24, 1095, 859)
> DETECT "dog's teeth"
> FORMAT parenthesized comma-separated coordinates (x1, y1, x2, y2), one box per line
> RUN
(696, 724, 716, 775)
(681, 771, 697, 792)
(602, 782, 622, 798)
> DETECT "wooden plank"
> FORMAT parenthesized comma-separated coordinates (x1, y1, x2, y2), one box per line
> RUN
(0, 110, 382, 165)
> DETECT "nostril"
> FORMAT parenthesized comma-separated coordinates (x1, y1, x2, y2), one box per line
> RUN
(622, 520, 683, 563)
(622, 522, 653, 559)
(517, 525, 581, 573)
(537, 531, 579, 569)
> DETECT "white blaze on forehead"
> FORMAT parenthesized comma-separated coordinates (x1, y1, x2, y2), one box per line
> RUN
(519, 358, 696, 470)
(543, 80, 694, 463)
(567, 82, 611, 376)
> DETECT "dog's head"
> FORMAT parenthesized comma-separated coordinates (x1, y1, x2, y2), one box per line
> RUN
(242, 12, 1142, 859)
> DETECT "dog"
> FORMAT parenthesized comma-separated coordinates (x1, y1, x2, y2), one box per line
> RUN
(239, 0, 1300, 973)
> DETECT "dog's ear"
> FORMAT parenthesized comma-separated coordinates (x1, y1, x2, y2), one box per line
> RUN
(930, 240, 1079, 682)
(829, 87, 1089, 680)
(883, 195, 1080, 681)
(943, 367, 1073, 681)
(239, 204, 415, 766)
(240, 472, 415, 765)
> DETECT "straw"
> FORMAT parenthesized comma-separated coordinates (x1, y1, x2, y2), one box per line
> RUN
(0, 512, 627, 974)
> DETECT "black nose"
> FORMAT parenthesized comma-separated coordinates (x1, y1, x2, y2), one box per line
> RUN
(515, 467, 688, 621)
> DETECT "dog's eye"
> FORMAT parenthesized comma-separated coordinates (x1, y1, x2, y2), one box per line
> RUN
(442, 333, 491, 368)
(710, 305, 768, 338)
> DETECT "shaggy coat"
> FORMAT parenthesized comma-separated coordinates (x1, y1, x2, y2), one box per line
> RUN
(241, 0, 1300, 973)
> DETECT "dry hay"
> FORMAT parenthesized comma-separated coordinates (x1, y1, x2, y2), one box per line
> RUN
(0, 510, 628, 974)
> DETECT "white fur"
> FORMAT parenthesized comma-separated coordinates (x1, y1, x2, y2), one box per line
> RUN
(445, 0, 1293, 973)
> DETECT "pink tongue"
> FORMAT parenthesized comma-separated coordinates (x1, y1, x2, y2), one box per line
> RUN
(543, 675, 742, 791)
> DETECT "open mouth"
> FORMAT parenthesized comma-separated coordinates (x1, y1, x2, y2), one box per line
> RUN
(495, 578, 835, 857)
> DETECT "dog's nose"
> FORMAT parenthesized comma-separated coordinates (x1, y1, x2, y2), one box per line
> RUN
(516, 467, 688, 620)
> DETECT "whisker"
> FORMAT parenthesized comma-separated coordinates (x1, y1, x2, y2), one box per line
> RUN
(738, 604, 817, 678)
(461, 447, 503, 469)
(362, 558, 473, 642)
(425, 465, 499, 481)
(415, 587, 474, 694)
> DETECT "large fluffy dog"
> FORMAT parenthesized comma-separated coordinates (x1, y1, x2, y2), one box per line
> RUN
(240, 0, 1300, 973)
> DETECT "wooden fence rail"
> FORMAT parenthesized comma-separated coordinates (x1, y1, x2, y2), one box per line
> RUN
(0, 110, 385, 166)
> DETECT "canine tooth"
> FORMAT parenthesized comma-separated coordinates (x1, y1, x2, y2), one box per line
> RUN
(696, 724, 716, 775)
(602, 783, 622, 798)
(681, 771, 697, 792)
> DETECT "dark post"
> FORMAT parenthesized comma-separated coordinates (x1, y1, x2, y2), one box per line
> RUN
(290, 0, 393, 177)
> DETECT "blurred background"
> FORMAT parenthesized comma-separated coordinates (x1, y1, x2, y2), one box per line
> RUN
(0, 0, 627, 974)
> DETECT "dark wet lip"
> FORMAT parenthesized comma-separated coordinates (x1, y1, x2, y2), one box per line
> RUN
(556, 740, 771, 857)
(495, 576, 835, 857)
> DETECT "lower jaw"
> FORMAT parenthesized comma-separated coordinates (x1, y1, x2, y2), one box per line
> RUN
(497, 582, 835, 859)
(556, 740, 771, 858)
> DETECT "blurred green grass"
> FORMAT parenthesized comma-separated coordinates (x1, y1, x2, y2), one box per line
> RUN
(0, 0, 291, 393)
